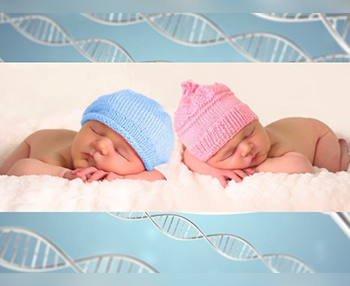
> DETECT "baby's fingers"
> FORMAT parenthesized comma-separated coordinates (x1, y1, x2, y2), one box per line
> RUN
(63, 171, 79, 181)
(224, 170, 243, 183)
(75, 167, 98, 177)
(234, 170, 249, 179)
(87, 170, 107, 182)
(70, 168, 82, 175)
(243, 168, 256, 175)
(229, 172, 243, 182)
(217, 176, 228, 188)
(222, 171, 243, 183)
(105, 172, 123, 182)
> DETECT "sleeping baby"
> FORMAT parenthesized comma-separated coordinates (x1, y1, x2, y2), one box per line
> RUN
(0, 89, 174, 182)
(174, 80, 349, 187)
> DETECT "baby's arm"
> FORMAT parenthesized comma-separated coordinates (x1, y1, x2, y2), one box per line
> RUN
(256, 152, 315, 174)
(1, 140, 80, 180)
(0, 141, 31, 175)
(183, 148, 254, 187)
(6, 158, 72, 178)
(71, 167, 165, 182)
(124, 169, 165, 181)
(183, 148, 218, 177)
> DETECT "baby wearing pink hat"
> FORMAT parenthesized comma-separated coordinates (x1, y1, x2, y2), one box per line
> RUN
(174, 80, 349, 187)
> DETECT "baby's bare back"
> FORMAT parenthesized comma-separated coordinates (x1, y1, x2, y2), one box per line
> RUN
(265, 117, 335, 167)
(26, 129, 77, 168)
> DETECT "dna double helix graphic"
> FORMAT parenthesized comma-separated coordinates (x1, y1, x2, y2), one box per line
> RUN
(82, 13, 314, 63)
(0, 13, 135, 63)
(110, 212, 315, 273)
(254, 13, 350, 62)
(0, 227, 158, 273)
(2, 13, 348, 63)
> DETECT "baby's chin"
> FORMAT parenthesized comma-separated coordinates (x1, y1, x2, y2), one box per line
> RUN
(73, 159, 91, 169)
(250, 155, 267, 168)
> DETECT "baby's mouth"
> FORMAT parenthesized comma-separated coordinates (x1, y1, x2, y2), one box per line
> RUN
(83, 152, 92, 159)
(83, 153, 95, 165)
(251, 152, 260, 164)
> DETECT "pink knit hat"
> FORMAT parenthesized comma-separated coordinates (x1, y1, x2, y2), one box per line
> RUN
(174, 80, 258, 161)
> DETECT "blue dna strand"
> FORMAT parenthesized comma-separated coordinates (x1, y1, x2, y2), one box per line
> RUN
(255, 13, 350, 62)
(0, 227, 158, 273)
(110, 212, 315, 273)
(0, 13, 135, 63)
(81, 13, 313, 63)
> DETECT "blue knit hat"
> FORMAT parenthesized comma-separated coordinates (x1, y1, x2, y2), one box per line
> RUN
(81, 90, 174, 171)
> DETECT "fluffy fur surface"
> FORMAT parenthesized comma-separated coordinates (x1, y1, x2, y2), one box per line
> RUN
(0, 109, 349, 211)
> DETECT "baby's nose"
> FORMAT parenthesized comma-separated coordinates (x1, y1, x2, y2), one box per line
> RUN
(241, 142, 254, 157)
(93, 138, 110, 155)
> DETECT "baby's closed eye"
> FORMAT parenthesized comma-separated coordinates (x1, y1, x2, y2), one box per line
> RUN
(114, 147, 130, 160)
(90, 126, 103, 136)
(221, 149, 236, 161)
(246, 127, 255, 138)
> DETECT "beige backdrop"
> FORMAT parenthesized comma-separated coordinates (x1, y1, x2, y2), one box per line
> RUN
(1, 63, 349, 127)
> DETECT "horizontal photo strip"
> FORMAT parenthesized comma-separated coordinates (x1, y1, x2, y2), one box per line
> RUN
(0, 63, 349, 211)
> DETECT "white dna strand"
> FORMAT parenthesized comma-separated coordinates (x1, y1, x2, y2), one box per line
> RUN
(0, 227, 158, 273)
(330, 212, 350, 239)
(110, 212, 315, 273)
(82, 13, 159, 25)
(253, 13, 325, 22)
(81, 13, 313, 63)
(254, 13, 350, 57)
(313, 53, 350, 62)
(0, 13, 135, 63)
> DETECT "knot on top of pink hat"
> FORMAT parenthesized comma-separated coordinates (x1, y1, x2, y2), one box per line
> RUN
(174, 80, 259, 161)
(181, 80, 198, 100)
(180, 80, 230, 110)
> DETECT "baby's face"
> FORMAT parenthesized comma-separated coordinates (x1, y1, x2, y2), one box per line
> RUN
(71, 121, 145, 175)
(207, 121, 270, 170)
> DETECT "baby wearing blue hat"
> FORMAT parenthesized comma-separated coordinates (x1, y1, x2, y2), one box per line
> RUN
(0, 90, 174, 182)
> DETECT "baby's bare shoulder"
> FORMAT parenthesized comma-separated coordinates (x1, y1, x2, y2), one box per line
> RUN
(25, 129, 77, 145)
(267, 117, 329, 132)
(266, 117, 331, 160)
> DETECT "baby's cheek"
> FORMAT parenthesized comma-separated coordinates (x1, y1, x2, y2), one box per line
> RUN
(212, 160, 227, 169)
(228, 157, 248, 169)
(127, 160, 145, 174)
(73, 159, 89, 169)
(205, 158, 216, 168)
(103, 158, 127, 174)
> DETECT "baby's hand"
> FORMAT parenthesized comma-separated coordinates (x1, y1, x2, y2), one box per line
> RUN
(213, 168, 256, 187)
(71, 167, 124, 183)
(69, 167, 97, 182)
(102, 172, 125, 182)
(63, 170, 81, 181)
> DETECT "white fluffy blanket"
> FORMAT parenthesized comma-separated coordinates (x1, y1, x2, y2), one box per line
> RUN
(0, 109, 349, 212)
